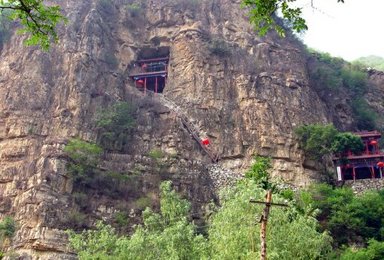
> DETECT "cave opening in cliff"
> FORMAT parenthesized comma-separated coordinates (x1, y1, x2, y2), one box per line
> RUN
(129, 47, 170, 94)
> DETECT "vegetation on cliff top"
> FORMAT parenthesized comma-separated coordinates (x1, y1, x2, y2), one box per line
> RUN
(308, 50, 378, 131)
(355, 55, 384, 72)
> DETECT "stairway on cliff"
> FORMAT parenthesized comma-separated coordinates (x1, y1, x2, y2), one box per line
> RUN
(155, 93, 219, 163)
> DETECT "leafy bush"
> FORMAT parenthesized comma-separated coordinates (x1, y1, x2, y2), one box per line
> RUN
(341, 64, 368, 96)
(69, 181, 209, 259)
(331, 132, 364, 155)
(69, 180, 333, 259)
(64, 138, 103, 184)
(148, 149, 163, 160)
(305, 184, 384, 247)
(133, 196, 152, 210)
(294, 124, 338, 159)
(295, 124, 364, 160)
(103, 51, 118, 69)
(114, 211, 129, 227)
(340, 239, 384, 260)
(245, 156, 273, 190)
(0, 217, 16, 240)
(352, 98, 377, 131)
(311, 66, 342, 90)
(308, 50, 378, 130)
(95, 102, 135, 151)
(208, 38, 232, 57)
(65, 209, 88, 230)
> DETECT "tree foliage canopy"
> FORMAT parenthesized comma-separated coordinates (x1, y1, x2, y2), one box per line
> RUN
(295, 124, 364, 159)
(0, 0, 65, 50)
(68, 181, 209, 260)
(94, 102, 135, 151)
(209, 180, 332, 260)
(69, 180, 332, 259)
(304, 184, 384, 248)
(241, 0, 344, 36)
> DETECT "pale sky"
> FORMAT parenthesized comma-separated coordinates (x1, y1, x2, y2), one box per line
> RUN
(295, 0, 384, 61)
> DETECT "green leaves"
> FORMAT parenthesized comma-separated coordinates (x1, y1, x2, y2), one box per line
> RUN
(331, 132, 364, 155)
(245, 156, 275, 190)
(0, 0, 66, 50)
(69, 181, 209, 260)
(295, 124, 364, 159)
(295, 124, 338, 159)
(95, 102, 135, 151)
(0, 216, 16, 240)
(308, 184, 384, 247)
(63, 138, 102, 184)
(241, 0, 308, 37)
(209, 180, 332, 260)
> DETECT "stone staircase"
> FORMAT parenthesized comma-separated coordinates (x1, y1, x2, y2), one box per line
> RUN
(146, 91, 219, 163)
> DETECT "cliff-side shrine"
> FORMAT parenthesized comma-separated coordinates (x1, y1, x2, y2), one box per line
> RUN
(129, 49, 169, 94)
(334, 131, 384, 181)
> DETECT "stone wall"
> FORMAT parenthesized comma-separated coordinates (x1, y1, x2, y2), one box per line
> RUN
(344, 179, 384, 194)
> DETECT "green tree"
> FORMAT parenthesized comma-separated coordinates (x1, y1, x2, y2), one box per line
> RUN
(95, 102, 135, 151)
(307, 184, 384, 247)
(294, 124, 338, 159)
(209, 180, 332, 259)
(64, 138, 103, 185)
(0, 216, 16, 257)
(68, 181, 208, 260)
(241, 0, 344, 36)
(0, 0, 65, 50)
(245, 156, 274, 190)
(331, 132, 364, 155)
(340, 239, 384, 260)
(0, 217, 15, 240)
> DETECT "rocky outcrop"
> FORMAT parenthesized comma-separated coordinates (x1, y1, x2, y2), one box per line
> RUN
(0, 0, 369, 258)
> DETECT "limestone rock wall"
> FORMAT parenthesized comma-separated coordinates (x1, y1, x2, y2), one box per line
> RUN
(0, 0, 360, 258)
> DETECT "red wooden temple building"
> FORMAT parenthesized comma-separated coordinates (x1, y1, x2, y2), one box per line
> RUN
(128, 56, 169, 94)
(334, 131, 384, 181)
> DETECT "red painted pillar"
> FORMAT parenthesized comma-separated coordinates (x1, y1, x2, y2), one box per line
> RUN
(155, 77, 158, 94)
(353, 167, 356, 181)
(144, 77, 147, 95)
(371, 166, 375, 179)
(365, 142, 369, 155)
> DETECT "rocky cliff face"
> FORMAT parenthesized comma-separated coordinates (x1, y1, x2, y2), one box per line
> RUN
(0, 0, 378, 258)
